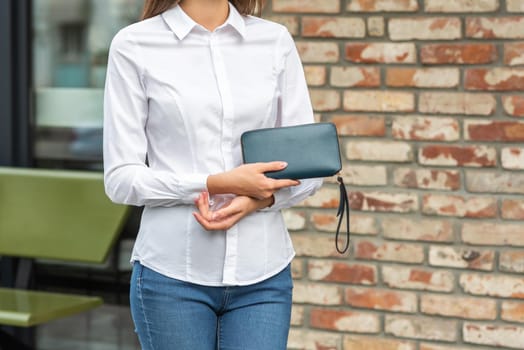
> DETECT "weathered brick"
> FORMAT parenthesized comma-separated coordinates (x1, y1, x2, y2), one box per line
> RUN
(466, 171, 524, 194)
(308, 260, 377, 285)
(311, 212, 379, 235)
(304, 65, 326, 86)
(502, 199, 524, 220)
(504, 43, 524, 66)
(508, 0, 524, 12)
(293, 282, 343, 305)
(355, 240, 424, 263)
(331, 67, 380, 87)
(291, 305, 305, 326)
(344, 91, 415, 112)
(387, 68, 459, 88)
(345, 43, 416, 64)
(421, 44, 497, 64)
(302, 17, 365, 38)
(420, 344, 477, 350)
(349, 191, 418, 213)
(462, 222, 524, 246)
(503, 95, 524, 117)
(291, 233, 340, 257)
(460, 273, 524, 298)
(419, 145, 496, 167)
(502, 301, 524, 323)
(429, 246, 494, 271)
(419, 92, 496, 115)
(310, 89, 340, 111)
(463, 322, 524, 348)
(500, 251, 524, 273)
(288, 329, 340, 350)
(467, 17, 524, 39)
(345, 287, 417, 313)
(392, 116, 459, 141)
(382, 266, 455, 292)
(273, 0, 340, 13)
(296, 42, 339, 63)
(299, 187, 339, 208)
(339, 165, 388, 186)
(393, 168, 460, 191)
(422, 194, 497, 218)
(466, 120, 524, 141)
(367, 16, 385, 37)
(291, 258, 304, 279)
(263, 15, 298, 35)
(421, 294, 496, 320)
(425, 0, 499, 12)
(347, 0, 418, 12)
(386, 315, 457, 341)
(346, 141, 413, 162)
(382, 217, 454, 242)
(344, 335, 415, 350)
(332, 115, 385, 136)
(500, 147, 524, 170)
(282, 209, 306, 231)
(310, 308, 380, 333)
(389, 18, 461, 41)
(465, 68, 524, 91)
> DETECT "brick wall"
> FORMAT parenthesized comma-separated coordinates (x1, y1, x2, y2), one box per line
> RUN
(262, 0, 524, 349)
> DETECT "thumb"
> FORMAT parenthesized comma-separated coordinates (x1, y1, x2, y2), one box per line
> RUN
(256, 161, 288, 173)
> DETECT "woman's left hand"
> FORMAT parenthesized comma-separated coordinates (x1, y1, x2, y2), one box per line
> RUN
(193, 192, 272, 231)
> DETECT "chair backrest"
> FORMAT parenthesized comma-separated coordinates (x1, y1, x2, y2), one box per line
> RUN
(0, 167, 129, 264)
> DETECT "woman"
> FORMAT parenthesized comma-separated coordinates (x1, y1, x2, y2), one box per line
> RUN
(103, 0, 322, 348)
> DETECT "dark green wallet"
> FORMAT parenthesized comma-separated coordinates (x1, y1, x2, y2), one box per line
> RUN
(240, 122, 342, 180)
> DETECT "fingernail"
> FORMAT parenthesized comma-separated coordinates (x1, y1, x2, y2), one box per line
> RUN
(281, 162, 288, 168)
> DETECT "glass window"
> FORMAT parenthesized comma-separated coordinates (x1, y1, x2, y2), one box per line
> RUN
(33, 0, 143, 169)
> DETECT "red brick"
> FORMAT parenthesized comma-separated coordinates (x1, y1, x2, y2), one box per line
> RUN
(467, 17, 524, 39)
(420, 344, 477, 350)
(291, 233, 340, 258)
(293, 282, 342, 305)
(332, 115, 385, 136)
(421, 294, 496, 320)
(288, 329, 340, 350)
(282, 210, 306, 231)
(367, 16, 385, 37)
(386, 315, 457, 341)
(304, 65, 326, 86)
(331, 67, 380, 87)
(466, 171, 524, 194)
(502, 199, 524, 219)
(462, 222, 524, 246)
(311, 212, 379, 235)
(382, 266, 455, 292)
(425, 0, 499, 12)
(310, 89, 340, 111)
(308, 260, 377, 285)
(347, 0, 418, 12)
(339, 165, 388, 186)
(503, 95, 524, 117)
(296, 42, 339, 63)
(344, 335, 415, 350)
(345, 287, 417, 313)
(389, 17, 461, 41)
(344, 91, 415, 112)
(299, 187, 339, 208)
(421, 44, 497, 64)
(500, 251, 524, 273)
(382, 217, 454, 242)
(346, 141, 413, 162)
(291, 258, 304, 279)
(508, 0, 524, 12)
(505, 43, 524, 66)
(423, 194, 497, 218)
(429, 246, 494, 271)
(393, 168, 460, 191)
(355, 240, 424, 263)
(419, 145, 497, 167)
(302, 17, 365, 38)
(503, 302, 524, 323)
(291, 305, 304, 326)
(460, 273, 524, 298)
(392, 116, 459, 141)
(465, 120, 524, 141)
(273, 0, 340, 13)
(310, 308, 380, 333)
(345, 43, 416, 63)
(387, 68, 459, 88)
(349, 191, 418, 213)
(465, 68, 524, 91)
(263, 15, 299, 35)
(463, 322, 524, 348)
(419, 92, 496, 115)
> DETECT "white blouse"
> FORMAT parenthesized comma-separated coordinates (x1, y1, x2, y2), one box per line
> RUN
(103, 2, 322, 286)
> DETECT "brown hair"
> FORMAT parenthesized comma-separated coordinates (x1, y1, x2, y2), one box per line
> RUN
(141, 0, 264, 20)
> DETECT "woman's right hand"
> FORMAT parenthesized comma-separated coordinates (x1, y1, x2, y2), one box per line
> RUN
(207, 162, 300, 199)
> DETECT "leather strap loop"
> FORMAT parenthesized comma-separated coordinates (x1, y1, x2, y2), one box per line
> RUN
(335, 176, 350, 254)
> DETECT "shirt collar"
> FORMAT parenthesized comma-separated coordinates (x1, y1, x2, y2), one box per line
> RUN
(162, 2, 246, 40)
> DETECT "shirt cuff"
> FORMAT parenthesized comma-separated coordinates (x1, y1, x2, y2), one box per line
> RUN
(259, 187, 291, 212)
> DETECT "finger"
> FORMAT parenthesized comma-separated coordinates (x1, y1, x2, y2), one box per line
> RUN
(213, 203, 242, 221)
(255, 161, 288, 173)
(196, 193, 213, 221)
(271, 179, 301, 189)
(193, 212, 237, 231)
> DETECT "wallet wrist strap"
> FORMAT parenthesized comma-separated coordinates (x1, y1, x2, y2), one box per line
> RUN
(335, 176, 350, 254)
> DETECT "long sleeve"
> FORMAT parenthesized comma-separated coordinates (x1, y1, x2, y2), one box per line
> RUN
(262, 29, 323, 212)
(103, 31, 207, 207)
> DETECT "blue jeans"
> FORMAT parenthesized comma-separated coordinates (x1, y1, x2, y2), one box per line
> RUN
(130, 262, 293, 350)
